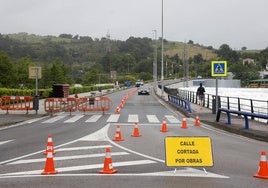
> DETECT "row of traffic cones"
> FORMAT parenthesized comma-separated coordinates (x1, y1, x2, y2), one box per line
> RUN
(112, 116, 200, 142)
(115, 89, 138, 114)
(41, 135, 120, 175)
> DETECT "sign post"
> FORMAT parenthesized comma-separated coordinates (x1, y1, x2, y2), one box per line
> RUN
(29, 66, 42, 114)
(211, 61, 227, 114)
(165, 136, 213, 173)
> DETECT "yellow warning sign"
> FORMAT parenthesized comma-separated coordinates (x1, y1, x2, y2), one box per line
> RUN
(165, 136, 213, 167)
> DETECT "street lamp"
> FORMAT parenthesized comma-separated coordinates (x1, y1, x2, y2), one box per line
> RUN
(153, 30, 157, 88)
(161, 0, 164, 96)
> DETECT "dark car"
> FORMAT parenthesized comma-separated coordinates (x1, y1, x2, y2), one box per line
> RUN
(138, 85, 150, 95)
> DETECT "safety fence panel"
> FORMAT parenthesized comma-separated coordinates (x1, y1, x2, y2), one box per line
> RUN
(44, 98, 64, 113)
(0, 96, 33, 114)
(44, 96, 111, 114)
(77, 96, 111, 113)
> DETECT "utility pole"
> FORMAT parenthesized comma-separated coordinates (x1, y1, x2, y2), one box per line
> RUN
(153, 30, 157, 88)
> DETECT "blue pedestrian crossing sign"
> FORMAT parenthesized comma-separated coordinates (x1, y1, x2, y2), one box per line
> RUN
(211, 61, 227, 77)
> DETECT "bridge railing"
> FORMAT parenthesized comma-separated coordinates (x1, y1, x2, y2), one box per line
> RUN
(164, 87, 268, 123)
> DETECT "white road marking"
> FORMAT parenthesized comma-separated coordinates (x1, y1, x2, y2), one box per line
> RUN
(128, 114, 139, 122)
(8, 152, 129, 165)
(1, 160, 156, 176)
(0, 140, 13, 146)
(85, 115, 102, 122)
(64, 115, 84, 123)
(146, 115, 160, 123)
(42, 115, 66, 123)
(106, 114, 120, 122)
(165, 115, 181, 124)
(57, 145, 111, 151)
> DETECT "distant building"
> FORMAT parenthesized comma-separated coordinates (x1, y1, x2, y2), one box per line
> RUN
(242, 58, 255, 65)
(249, 79, 268, 88)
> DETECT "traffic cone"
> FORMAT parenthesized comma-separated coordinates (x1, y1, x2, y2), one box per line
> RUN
(41, 151, 58, 175)
(181, 117, 188, 128)
(160, 119, 168, 132)
(132, 122, 141, 137)
(194, 115, 201, 126)
(99, 147, 118, 174)
(43, 134, 56, 155)
(115, 107, 120, 114)
(113, 125, 124, 141)
(253, 151, 268, 179)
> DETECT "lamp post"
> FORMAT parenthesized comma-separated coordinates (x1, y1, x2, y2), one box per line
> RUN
(161, 0, 164, 96)
(153, 30, 157, 88)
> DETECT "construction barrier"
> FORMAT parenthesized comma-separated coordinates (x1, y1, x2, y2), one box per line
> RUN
(44, 96, 111, 114)
(0, 96, 33, 114)
(77, 96, 111, 113)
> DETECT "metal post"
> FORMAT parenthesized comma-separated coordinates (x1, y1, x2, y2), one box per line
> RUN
(215, 78, 218, 115)
(161, 0, 164, 96)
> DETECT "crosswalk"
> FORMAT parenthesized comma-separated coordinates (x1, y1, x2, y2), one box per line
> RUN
(41, 113, 182, 124)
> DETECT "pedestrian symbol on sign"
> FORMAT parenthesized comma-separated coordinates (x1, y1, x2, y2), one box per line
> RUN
(211, 61, 227, 77)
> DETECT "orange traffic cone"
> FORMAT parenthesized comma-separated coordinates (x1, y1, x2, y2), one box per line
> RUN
(115, 107, 121, 114)
(132, 122, 141, 137)
(113, 125, 124, 141)
(99, 147, 118, 174)
(194, 115, 201, 126)
(253, 151, 268, 179)
(43, 134, 56, 155)
(160, 119, 168, 132)
(41, 151, 58, 175)
(181, 117, 188, 128)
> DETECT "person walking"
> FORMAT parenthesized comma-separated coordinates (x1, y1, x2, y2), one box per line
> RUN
(197, 83, 205, 109)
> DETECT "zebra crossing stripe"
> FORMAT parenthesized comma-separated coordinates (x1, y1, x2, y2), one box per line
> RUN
(0, 140, 13, 146)
(106, 114, 120, 122)
(128, 114, 139, 122)
(42, 115, 66, 123)
(146, 115, 160, 123)
(165, 115, 181, 124)
(8, 152, 129, 165)
(86, 115, 102, 122)
(64, 115, 84, 123)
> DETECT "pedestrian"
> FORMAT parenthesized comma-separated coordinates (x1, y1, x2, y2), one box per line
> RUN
(197, 83, 205, 109)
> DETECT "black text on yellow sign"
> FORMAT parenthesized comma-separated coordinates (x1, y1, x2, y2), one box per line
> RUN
(165, 137, 213, 167)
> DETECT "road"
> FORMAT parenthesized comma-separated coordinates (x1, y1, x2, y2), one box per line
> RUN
(0, 86, 268, 188)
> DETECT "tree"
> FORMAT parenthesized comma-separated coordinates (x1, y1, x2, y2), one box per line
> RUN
(217, 44, 239, 62)
(15, 57, 35, 88)
(50, 58, 66, 84)
(82, 69, 99, 85)
(0, 51, 15, 87)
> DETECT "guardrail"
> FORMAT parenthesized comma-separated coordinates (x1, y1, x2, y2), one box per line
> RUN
(0, 96, 34, 114)
(167, 94, 193, 113)
(175, 89, 268, 123)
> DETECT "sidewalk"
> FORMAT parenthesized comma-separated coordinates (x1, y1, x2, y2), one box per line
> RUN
(156, 87, 268, 142)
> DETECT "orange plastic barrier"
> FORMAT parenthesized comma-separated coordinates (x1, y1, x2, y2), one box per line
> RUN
(44, 98, 64, 114)
(0, 96, 33, 114)
(77, 96, 111, 113)
(61, 98, 77, 114)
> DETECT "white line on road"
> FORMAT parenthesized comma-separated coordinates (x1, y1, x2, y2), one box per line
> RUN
(85, 115, 102, 122)
(106, 114, 120, 122)
(146, 115, 160, 123)
(42, 115, 66, 123)
(64, 115, 84, 123)
(8, 152, 129, 165)
(128, 114, 138, 122)
(0, 140, 13, 145)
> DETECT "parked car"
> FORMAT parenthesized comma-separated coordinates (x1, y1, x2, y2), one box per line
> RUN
(138, 85, 150, 95)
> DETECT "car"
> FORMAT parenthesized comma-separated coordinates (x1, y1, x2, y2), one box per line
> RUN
(135, 80, 144, 87)
(138, 85, 150, 95)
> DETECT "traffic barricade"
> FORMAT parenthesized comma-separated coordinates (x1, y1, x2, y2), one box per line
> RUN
(0, 96, 33, 114)
(61, 97, 78, 115)
(77, 96, 111, 114)
(44, 98, 64, 115)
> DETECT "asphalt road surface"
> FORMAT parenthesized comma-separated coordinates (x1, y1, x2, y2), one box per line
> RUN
(0, 86, 268, 188)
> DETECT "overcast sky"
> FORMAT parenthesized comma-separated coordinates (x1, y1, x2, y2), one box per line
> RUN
(1, 0, 268, 50)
